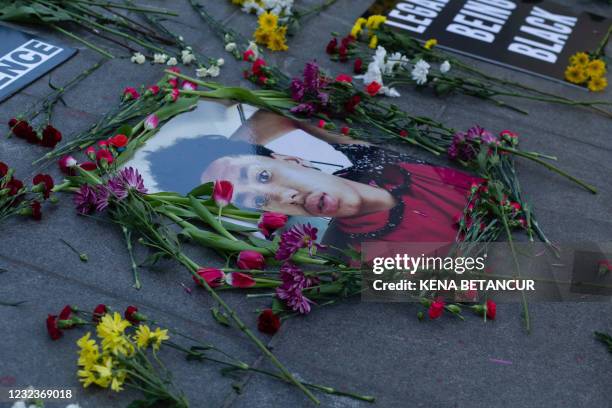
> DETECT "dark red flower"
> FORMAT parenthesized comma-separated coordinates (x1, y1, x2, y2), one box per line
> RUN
(335, 74, 353, 83)
(325, 38, 338, 54)
(213, 180, 233, 208)
(341, 126, 350, 135)
(147, 85, 160, 95)
(96, 149, 114, 165)
(338, 44, 348, 62)
(258, 212, 288, 238)
(226, 272, 256, 288)
(257, 309, 281, 335)
(341, 36, 354, 48)
(353, 57, 363, 74)
(399, 130, 408, 138)
(252, 58, 266, 76)
(80, 161, 98, 171)
(345, 94, 361, 113)
(109, 134, 128, 148)
(6, 179, 23, 196)
(124, 305, 145, 324)
(366, 81, 382, 96)
(10, 119, 37, 143)
(0, 162, 8, 177)
(30, 201, 42, 220)
(243, 49, 255, 61)
(123, 87, 140, 100)
(33, 173, 54, 199)
(193, 267, 225, 288)
(8, 118, 17, 128)
(428, 298, 445, 319)
(46, 314, 62, 340)
(486, 299, 496, 320)
(92, 304, 108, 323)
(237, 250, 265, 270)
(58, 305, 74, 328)
(40, 125, 62, 148)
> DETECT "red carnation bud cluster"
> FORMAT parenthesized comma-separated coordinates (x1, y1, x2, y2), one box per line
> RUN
(124, 305, 147, 324)
(46, 305, 85, 340)
(58, 133, 130, 175)
(1, 161, 55, 221)
(8, 118, 62, 148)
(325, 35, 355, 62)
(257, 309, 281, 335)
(243, 56, 273, 86)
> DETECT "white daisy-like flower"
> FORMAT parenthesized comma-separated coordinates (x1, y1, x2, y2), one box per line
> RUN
(181, 50, 196, 65)
(166, 57, 178, 66)
(196, 67, 209, 77)
(225, 42, 237, 52)
(153, 53, 168, 64)
(411, 59, 430, 85)
(217, 58, 225, 66)
(130, 52, 145, 64)
(207, 65, 220, 77)
(440, 60, 451, 74)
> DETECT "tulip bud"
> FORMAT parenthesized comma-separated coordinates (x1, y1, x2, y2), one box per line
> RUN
(237, 250, 265, 270)
(213, 180, 233, 208)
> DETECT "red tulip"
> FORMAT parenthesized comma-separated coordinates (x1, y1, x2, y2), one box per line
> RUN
(237, 250, 265, 270)
(257, 309, 281, 335)
(258, 212, 288, 238)
(213, 180, 233, 208)
(226, 272, 256, 288)
(193, 267, 225, 288)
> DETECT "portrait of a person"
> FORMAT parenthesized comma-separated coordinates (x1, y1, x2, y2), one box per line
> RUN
(132, 100, 481, 249)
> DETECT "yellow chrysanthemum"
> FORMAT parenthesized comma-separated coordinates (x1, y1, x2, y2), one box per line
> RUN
(135, 325, 153, 349)
(588, 76, 608, 92)
(91, 356, 126, 392)
(97, 312, 131, 339)
(254, 27, 272, 46)
(350, 17, 367, 38)
(77, 333, 100, 369)
(564, 65, 588, 84)
(368, 35, 378, 49)
(268, 27, 288, 51)
(424, 38, 438, 50)
(258, 12, 278, 31)
(585, 59, 606, 78)
(78, 368, 97, 388)
(150, 328, 169, 351)
(569, 52, 589, 66)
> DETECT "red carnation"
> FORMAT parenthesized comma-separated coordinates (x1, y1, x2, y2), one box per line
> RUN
(338, 44, 348, 62)
(428, 298, 445, 319)
(6, 179, 23, 196)
(10, 119, 37, 143)
(33, 173, 54, 199)
(46, 315, 62, 340)
(124, 305, 145, 324)
(486, 299, 496, 320)
(109, 134, 128, 148)
(399, 129, 408, 138)
(257, 309, 281, 335)
(353, 57, 363, 74)
(258, 212, 288, 238)
(30, 201, 42, 220)
(345, 94, 361, 113)
(0, 161, 8, 177)
(80, 161, 98, 171)
(366, 81, 382, 96)
(96, 149, 114, 165)
(252, 58, 266, 75)
(92, 304, 108, 323)
(243, 49, 255, 61)
(147, 85, 160, 95)
(58, 305, 74, 328)
(326, 38, 338, 54)
(40, 125, 62, 148)
(335, 74, 353, 83)
(237, 250, 265, 270)
(341, 126, 350, 135)
(123, 87, 140, 100)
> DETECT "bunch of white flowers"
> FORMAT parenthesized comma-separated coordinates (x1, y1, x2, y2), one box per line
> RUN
(240, 0, 293, 19)
(356, 46, 403, 97)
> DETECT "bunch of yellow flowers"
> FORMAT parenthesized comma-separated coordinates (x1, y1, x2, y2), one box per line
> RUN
(564, 52, 608, 92)
(254, 11, 289, 51)
(76, 312, 169, 393)
(350, 15, 387, 48)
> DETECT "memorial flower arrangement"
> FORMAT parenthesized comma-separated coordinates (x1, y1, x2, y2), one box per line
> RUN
(564, 51, 608, 92)
(326, 15, 612, 117)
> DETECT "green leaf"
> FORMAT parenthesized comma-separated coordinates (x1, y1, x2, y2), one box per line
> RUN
(188, 195, 237, 241)
(434, 82, 453, 96)
(155, 96, 198, 121)
(188, 182, 213, 197)
(211, 307, 230, 327)
(116, 124, 133, 137)
(271, 298, 287, 314)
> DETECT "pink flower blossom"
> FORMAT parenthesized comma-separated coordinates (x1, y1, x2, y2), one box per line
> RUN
(213, 180, 233, 208)
(226, 272, 256, 288)
(144, 114, 159, 130)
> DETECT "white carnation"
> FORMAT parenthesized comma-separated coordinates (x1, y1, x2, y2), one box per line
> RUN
(217, 58, 225, 66)
(411, 59, 430, 85)
(207, 65, 220, 77)
(153, 53, 168, 64)
(166, 57, 178, 66)
(196, 67, 209, 77)
(225, 42, 237, 52)
(181, 50, 196, 65)
(130, 52, 145, 64)
(440, 60, 451, 74)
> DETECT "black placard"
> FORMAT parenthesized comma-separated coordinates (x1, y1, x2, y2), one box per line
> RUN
(364, 0, 611, 84)
(0, 24, 77, 102)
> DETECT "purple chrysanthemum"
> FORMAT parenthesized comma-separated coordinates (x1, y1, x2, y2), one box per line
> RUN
(279, 262, 319, 290)
(74, 185, 98, 215)
(276, 285, 314, 314)
(290, 78, 305, 101)
(275, 223, 324, 261)
(95, 186, 110, 212)
(290, 103, 315, 116)
(303, 61, 322, 92)
(108, 167, 147, 200)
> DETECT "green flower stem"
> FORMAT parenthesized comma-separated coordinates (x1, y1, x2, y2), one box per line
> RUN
(122, 226, 141, 289)
(295, 0, 339, 19)
(175, 254, 321, 404)
(165, 341, 375, 403)
(594, 25, 612, 57)
(66, 0, 178, 15)
(50, 24, 114, 58)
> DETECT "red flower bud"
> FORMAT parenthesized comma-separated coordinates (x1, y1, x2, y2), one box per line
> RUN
(399, 129, 408, 138)
(59, 305, 74, 328)
(124, 305, 145, 324)
(243, 49, 255, 61)
(6, 179, 23, 196)
(486, 299, 496, 320)
(353, 57, 363, 74)
(46, 315, 62, 340)
(30, 201, 42, 220)
(80, 161, 98, 171)
(428, 298, 445, 319)
(226, 272, 256, 288)
(193, 267, 225, 288)
(252, 58, 266, 75)
(92, 304, 108, 323)
(318, 119, 326, 128)
(109, 134, 128, 148)
(32, 173, 54, 199)
(335, 74, 353, 83)
(213, 180, 233, 208)
(123, 87, 140, 100)
(341, 126, 350, 135)
(258, 212, 288, 238)
(0, 161, 8, 177)
(326, 38, 338, 54)
(237, 250, 265, 270)
(96, 149, 114, 165)
(257, 309, 281, 335)
(366, 81, 382, 96)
